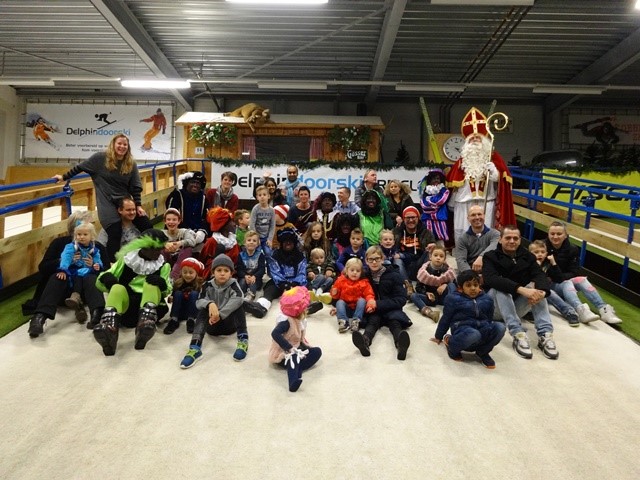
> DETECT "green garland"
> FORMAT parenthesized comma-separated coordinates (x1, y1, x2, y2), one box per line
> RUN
(203, 157, 449, 171)
(544, 144, 640, 176)
(189, 123, 237, 146)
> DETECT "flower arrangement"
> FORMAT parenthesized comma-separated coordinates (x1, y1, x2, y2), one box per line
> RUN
(328, 125, 371, 151)
(189, 123, 238, 146)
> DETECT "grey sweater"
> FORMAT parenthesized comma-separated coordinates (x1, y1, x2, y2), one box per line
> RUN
(453, 225, 500, 272)
(196, 277, 244, 320)
(62, 152, 143, 229)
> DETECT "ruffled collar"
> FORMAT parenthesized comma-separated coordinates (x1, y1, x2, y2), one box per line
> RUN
(124, 250, 165, 275)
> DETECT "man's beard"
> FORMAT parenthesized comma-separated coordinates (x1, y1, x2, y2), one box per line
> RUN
(460, 137, 492, 181)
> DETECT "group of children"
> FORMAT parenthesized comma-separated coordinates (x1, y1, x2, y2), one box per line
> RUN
(41, 177, 623, 393)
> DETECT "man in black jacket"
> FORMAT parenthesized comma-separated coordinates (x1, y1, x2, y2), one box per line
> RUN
(482, 225, 559, 360)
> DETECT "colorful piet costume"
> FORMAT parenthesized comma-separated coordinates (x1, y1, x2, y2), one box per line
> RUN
(418, 169, 450, 241)
(93, 229, 171, 356)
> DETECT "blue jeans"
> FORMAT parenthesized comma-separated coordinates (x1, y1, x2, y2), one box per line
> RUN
(336, 298, 366, 321)
(410, 292, 436, 310)
(546, 289, 577, 319)
(170, 290, 199, 320)
(552, 278, 605, 310)
(238, 276, 263, 296)
(488, 288, 553, 337)
(309, 274, 334, 292)
(447, 321, 506, 357)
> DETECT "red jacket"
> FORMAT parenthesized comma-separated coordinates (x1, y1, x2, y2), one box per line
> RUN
(330, 275, 375, 309)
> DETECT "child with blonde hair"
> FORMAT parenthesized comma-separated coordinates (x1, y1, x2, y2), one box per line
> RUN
(58, 222, 103, 323)
(306, 247, 335, 303)
(269, 286, 322, 392)
(330, 258, 375, 333)
(237, 230, 266, 302)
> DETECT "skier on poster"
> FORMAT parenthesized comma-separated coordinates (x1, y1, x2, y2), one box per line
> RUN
(32, 117, 59, 149)
(139, 108, 167, 151)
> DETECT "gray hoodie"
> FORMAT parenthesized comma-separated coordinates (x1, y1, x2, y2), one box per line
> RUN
(196, 276, 243, 320)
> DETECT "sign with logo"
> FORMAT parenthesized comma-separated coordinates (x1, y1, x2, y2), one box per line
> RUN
(568, 114, 640, 146)
(212, 161, 434, 203)
(541, 169, 640, 215)
(24, 103, 173, 160)
(346, 150, 368, 161)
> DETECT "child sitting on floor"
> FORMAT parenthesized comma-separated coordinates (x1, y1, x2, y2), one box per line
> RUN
(180, 255, 248, 369)
(164, 257, 205, 335)
(330, 258, 375, 334)
(431, 270, 506, 369)
(411, 243, 455, 322)
(306, 247, 335, 303)
(237, 230, 266, 302)
(269, 286, 322, 392)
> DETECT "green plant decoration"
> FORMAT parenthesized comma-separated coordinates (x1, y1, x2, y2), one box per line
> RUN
(189, 123, 238, 146)
(328, 125, 371, 151)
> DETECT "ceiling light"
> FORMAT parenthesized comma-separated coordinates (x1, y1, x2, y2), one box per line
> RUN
(636, 0, 640, 10)
(258, 81, 327, 90)
(226, 0, 328, 5)
(395, 83, 466, 93)
(121, 79, 191, 89)
(53, 76, 121, 85)
(532, 85, 605, 95)
(0, 78, 55, 86)
(430, 0, 534, 5)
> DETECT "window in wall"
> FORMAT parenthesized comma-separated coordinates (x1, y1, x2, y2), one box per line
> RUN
(255, 136, 311, 162)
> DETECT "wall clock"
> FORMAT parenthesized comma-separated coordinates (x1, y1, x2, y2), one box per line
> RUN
(442, 135, 465, 161)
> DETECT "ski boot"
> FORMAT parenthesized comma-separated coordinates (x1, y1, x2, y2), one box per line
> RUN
(134, 302, 158, 350)
(93, 307, 120, 356)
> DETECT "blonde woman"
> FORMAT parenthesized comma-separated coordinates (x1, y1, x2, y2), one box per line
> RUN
(53, 133, 153, 262)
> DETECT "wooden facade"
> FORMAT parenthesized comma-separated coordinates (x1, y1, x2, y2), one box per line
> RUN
(176, 112, 385, 162)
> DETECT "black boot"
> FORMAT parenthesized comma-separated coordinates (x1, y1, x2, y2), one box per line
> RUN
(28, 313, 47, 338)
(134, 302, 158, 350)
(86, 307, 104, 330)
(93, 307, 120, 356)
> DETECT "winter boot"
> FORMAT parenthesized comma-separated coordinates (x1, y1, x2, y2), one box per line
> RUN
(28, 313, 47, 338)
(86, 307, 104, 330)
(93, 307, 120, 356)
(65, 292, 82, 310)
(134, 302, 158, 350)
(420, 306, 441, 323)
(163, 317, 180, 335)
(75, 306, 88, 324)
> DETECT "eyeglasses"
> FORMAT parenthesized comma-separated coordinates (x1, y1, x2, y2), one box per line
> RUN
(366, 257, 383, 263)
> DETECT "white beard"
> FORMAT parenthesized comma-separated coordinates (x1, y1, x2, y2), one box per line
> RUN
(460, 137, 492, 181)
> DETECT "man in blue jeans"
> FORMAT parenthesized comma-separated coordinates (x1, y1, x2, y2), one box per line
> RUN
(482, 225, 559, 360)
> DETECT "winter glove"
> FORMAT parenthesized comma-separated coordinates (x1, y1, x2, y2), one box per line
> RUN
(100, 272, 119, 290)
(146, 274, 168, 291)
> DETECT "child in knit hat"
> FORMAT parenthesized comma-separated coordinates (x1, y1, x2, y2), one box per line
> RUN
(164, 257, 205, 335)
(269, 286, 322, 392)
(180, 254, 249, 368)
(271, 203, 295, 250)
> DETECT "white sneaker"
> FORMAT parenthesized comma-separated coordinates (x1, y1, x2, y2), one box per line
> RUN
(598, 304, 622, 324)
(576, 303, 600, 323)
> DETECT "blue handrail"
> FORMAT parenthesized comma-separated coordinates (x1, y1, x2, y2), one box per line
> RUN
(511, 167, 640, 286)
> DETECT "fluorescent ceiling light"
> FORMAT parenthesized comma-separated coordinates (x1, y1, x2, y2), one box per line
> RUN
(636, 0, 640, 10)
(532, 85, 605, 95)
(0, 78, 55, 86)
(121, 79, 191, 89)
(395, 83, 466, 93)
(53, 76, 121, 85)
(431, 0, 534, 5)
(226, 0, 328, 5)
(258, 81, 327, 90)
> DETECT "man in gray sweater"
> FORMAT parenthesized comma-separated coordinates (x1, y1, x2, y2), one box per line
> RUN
(453, 205, 500, 273)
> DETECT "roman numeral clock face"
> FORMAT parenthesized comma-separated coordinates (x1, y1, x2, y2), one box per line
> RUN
(443, 135, 465, 161)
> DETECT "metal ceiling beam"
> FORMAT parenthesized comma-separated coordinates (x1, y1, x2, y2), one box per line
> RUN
(364, 0, 407, 108)
(544, 25, 640, 115)
(90, 0, 193, 111)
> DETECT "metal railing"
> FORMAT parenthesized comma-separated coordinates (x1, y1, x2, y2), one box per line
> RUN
(510, 167, 640, 286)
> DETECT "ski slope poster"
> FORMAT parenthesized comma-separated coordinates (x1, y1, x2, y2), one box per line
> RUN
(24, 103, 173, 160)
